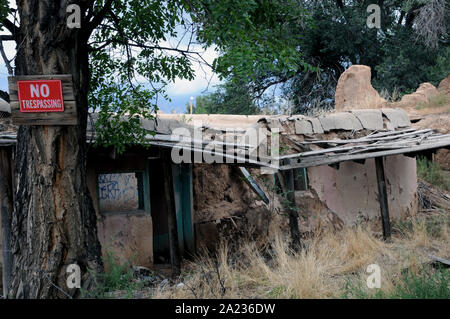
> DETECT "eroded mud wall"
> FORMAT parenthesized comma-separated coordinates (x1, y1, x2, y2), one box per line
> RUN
(192, 164, 287, 250)
(306, 155, 418, 225)
(86, 167, 153, 268)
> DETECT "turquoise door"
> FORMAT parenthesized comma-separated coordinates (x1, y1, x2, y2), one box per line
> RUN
(151, 160, 194, 261)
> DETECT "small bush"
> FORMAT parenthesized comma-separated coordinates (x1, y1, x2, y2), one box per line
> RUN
(82, 251, 140, 299)
(417, 157, 450, 191)
(416, 93, 449, 110)
(343, 265, 450, 299)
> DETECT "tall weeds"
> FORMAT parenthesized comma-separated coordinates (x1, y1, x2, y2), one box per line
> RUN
(154, 216, 449, 299)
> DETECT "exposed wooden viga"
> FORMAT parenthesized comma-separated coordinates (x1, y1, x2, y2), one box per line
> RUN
(7, 74, 77, 125)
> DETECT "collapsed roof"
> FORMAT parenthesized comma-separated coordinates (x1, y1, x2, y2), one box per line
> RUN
(1, 108, 449, 170)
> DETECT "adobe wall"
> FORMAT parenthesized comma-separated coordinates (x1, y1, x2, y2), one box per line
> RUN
(96, 213, 153, 268)
(306, 155, 418, 225)
(86, 167, 153, 268)
(193, 164, 289, 251)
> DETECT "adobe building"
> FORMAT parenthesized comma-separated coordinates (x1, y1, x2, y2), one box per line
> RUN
(1, 108, 450, 292)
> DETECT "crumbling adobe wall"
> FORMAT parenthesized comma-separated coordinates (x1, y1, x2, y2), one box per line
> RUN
(193, 164, 255, 223)
(306, 155, 418, 225)
(86, 167, 154, 268)
(192, 164, 288, 250)
(96, 213, 153, 268)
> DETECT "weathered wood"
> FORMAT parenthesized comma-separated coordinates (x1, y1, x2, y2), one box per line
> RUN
(10, 101, 78, 125)
(0, 147, 13, 297)
(280, 137, 450, 170)
(8, 1, 103, 299)
(172, 163, 185, 254)
(429, 255, 450, 267)
(180, 163, 195, 256)
(375, 157, 391, 241)
(278, 167, 301, 251)
(299, 129, 432, 145)
(8, 75, 75, 101)
(149, 142, 278, 170)
(239, 167, 270, 204)
(8, 74, 77, 125)
(162, 150, 181, 277)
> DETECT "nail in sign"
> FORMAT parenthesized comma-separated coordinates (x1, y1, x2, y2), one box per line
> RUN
(17, 80, 65, 112)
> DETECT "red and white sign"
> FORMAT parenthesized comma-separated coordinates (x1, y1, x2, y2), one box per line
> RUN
(17, 80, 64, 113)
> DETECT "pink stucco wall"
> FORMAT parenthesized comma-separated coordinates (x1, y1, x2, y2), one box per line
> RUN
(97, 213, 153, 268)
(87, 168, 154, 268)
(307, 155, 418, 224)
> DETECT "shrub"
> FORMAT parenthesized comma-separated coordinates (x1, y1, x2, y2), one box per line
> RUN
(81, 251, 140, 299)
(417, 157, 449, 191)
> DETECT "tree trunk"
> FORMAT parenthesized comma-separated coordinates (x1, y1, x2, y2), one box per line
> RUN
(0, 147, 13, 297)
(8, 1, 103, 298)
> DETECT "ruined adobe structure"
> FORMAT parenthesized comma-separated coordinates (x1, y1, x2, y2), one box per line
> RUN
(335, 65, 450, 169)
(1, 68, 449, 280)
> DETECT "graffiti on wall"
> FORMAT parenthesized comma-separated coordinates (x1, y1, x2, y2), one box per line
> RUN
(98, 173, 141, 212)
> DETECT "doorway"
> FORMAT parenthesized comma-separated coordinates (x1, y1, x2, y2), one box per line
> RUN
(148, 159, 194, 263)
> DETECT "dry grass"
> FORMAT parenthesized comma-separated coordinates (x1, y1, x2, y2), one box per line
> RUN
(380, 87, 401, 102)
(153, 213, 449, 299)
(415, 93, 450, 111)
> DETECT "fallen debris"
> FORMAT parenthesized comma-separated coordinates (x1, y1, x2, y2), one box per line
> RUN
(429, 255, 450, 268)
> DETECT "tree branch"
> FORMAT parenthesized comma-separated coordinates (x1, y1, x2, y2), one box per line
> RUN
(2, 18, 19, 36)
(86, 0, 114, 36)
(0, 35, 14, 41)
(0, 40, 13, 75)
(0, 89, 10, 103)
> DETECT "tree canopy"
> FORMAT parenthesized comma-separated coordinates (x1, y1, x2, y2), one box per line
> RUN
(187, 81, 259, 115)
(1, 0, 449, 132)
(193, 0, 449, 114)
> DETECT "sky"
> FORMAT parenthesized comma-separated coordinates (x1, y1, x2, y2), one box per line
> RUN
(0, 42, 221, 115)
(0, 1, 222, 114)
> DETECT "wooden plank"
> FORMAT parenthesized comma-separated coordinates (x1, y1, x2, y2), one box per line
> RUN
(375, 157, 391, 241)
(147, 141, 279, 170)
(299, 129, 432, 145)
(8, 75, 75, 101)
(162, 150, 181, 277)
(278, 164, 301, 252)
(8, 75, 77, 125)
(430, 255, 450, 267)
(143, 160, 151, 215)
(171, 163, 185, 254)
(181, 163, 195, 255)
(148, 134, 252, 149)
(281, 137, 421, 161)
(10, 101, 77, 125)
(279, 137, 450, 170)
(239, 167, 270, 204)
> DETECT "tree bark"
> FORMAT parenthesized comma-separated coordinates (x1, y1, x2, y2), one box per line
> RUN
(0, 147, 13, 297)
(8, 1, 103, 298)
